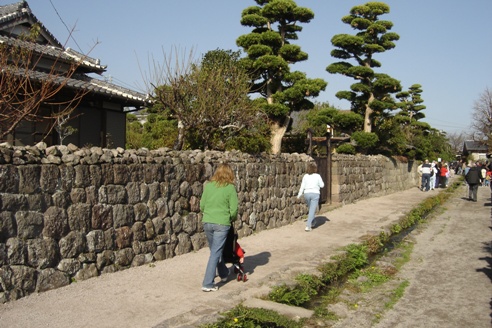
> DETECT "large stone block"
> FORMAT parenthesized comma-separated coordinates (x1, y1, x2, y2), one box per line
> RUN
(91, 204, 113, 230)
(113, 204, 134, 228)
(0, 211, 16, 243)
(27, 238, 59, 269)
(67, 203, 91, 233)
(86, 230, 105, 253)
(74, 165, 91, 188)
(1, 194, 28, 212)
(59, 231, 86, 258)
(114, 248, 134, 268)
(6, 238, 27, 265)
(16, 211, 43, 239)
(36, 268, 70, 293)
(43, 206, 69, 239)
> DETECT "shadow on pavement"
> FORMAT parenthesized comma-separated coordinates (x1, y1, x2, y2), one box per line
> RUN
(242, 251, 271, 275)
(313, 216, 330, 229)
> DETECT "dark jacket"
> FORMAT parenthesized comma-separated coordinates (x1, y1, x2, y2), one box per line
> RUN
(465, 166, 482, 184)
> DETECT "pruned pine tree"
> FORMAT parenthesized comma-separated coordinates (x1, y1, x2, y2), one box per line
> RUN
(394, 83, 430, 141)
(395, 84, 426, 123)
(326, 2, 401, 133)
(237, 0, 327, 154)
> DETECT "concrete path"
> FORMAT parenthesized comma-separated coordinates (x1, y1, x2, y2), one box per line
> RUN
(0, 177, 485, 328)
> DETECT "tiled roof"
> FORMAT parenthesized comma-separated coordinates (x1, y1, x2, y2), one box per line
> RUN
(0, 35, 107, 73)
(0, 1, 62, 48)
(8, 67, 151, 106)
(463, 140, 488, 152)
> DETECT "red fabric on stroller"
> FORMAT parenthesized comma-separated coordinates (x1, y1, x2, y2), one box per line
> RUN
(222, 226, 247, 282)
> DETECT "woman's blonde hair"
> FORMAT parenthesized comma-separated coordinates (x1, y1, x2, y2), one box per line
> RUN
(210, 163, 235, 186)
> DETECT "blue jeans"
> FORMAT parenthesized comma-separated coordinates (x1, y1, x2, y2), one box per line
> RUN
(202, 223, 230, 288)
(304, 193, 320, 229)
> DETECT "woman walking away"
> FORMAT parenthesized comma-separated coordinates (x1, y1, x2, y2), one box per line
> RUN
(297, 162, 325, 232)
(200, 163, 238, 292)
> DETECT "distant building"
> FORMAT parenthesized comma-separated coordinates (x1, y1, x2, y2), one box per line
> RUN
(0, 1, 152, 148)
(462, 140, 488, 161)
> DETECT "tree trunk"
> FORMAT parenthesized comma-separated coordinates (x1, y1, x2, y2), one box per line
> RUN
(270, 121, 287, 155)
(364, 94, 375, 133)
(173, 120, 185, 150)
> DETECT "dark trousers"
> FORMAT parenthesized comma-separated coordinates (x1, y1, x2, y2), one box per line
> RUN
(421, 174, 430, 191)
(468, 183, 479, 201)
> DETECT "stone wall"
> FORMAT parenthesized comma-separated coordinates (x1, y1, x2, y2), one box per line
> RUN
(0, 143, 311, 302)
(331, 154, 419, 204)
(0, 143, 418, 303)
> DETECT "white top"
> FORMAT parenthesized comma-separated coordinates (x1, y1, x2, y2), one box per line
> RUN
(298, 173, 325, 197)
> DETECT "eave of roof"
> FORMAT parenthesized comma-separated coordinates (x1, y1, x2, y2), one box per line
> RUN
(0, 35, 107, 73)
(7, 67, 153, 107)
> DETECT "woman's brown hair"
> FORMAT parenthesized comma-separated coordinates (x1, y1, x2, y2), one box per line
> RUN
(307, 162, 318, 174)
(210, 163, 235, 186)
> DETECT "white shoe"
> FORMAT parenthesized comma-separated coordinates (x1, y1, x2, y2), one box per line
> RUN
(305, 227, 312, 232)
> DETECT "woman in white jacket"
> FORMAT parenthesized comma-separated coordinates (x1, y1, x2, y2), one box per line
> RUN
(297, 162, 325, 231)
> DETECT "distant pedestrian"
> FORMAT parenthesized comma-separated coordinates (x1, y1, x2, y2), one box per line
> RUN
(485, 170, 491, 187)
(417, 161, 423, 188)
(481, 165, 487, 186)
(435, 162, 441, 188)
(419, 159, 432, 191)
(465, 163, 482, 202)
(297, 162, 325, 232)
(429, 161, 437, 190)
(200, 163, 238, 292)
(439, 163, 449, 188)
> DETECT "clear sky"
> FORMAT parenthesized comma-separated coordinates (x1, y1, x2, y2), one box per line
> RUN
(21, 0, 492, 135)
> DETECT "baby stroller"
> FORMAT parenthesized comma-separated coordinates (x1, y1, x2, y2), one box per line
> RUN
(222, 226, 248, 282)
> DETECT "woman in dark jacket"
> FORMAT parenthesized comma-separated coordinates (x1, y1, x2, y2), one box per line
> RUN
(465, 163, 482, 202)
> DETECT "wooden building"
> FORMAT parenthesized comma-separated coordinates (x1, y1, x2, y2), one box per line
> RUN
(0, 1, 151, 148)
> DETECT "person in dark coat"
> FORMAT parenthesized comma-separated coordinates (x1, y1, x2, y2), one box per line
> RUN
(465, 162, 482, 202)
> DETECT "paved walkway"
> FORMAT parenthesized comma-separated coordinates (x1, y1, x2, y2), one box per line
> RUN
(0, 178, 472, 328)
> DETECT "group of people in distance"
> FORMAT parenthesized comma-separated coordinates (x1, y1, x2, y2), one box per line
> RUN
(418, 159, 451, 192)
(418, 158, 492, 202)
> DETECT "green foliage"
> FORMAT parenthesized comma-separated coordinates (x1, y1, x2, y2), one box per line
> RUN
(126, 112, 177, 150)
(336, 143, 356, 154)
(345, 244, 369, 270)
(384, 281, 410, 310)
(269, 273, 323, 306)
(201, 304, 303, 328)
(281, 132, 307, 154)
(302, 103, 364, 137)
(351, 131, 379, 153)
(349, 266, 390, 292)
(269, 284, 311, 306)
(223, 119, 271, 153)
